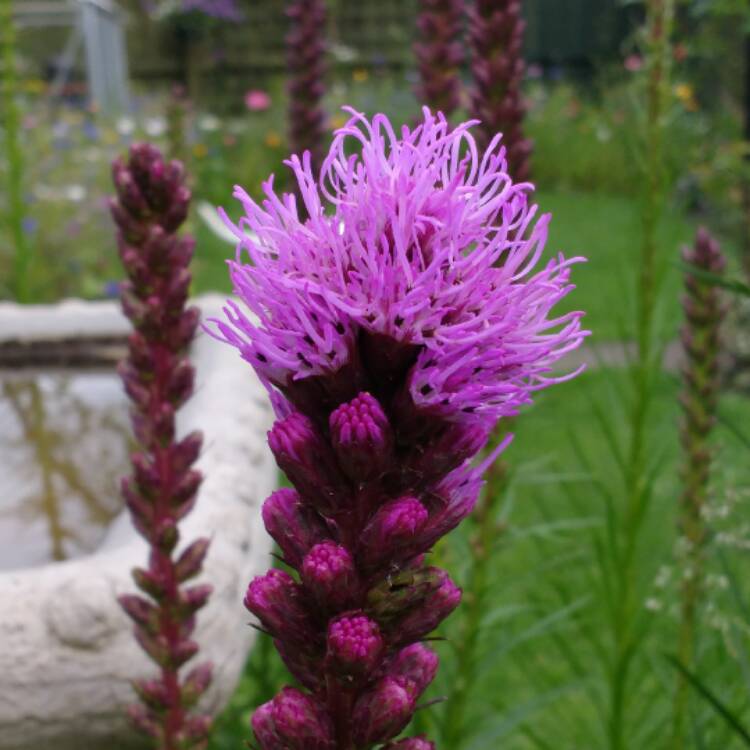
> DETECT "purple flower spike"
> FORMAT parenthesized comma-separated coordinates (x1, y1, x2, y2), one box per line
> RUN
(330, 392, 394, 480)
(302, 541, 359, 611)
(212, 109, 586, 748)
(327, 613, 384, 676)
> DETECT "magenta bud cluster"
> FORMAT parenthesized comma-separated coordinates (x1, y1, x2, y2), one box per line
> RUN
(246, 385, 477, 747)
(111, 143, 212, 750)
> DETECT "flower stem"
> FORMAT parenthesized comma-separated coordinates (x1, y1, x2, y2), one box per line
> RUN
(440, 451, 509, 748)
(609, 2, 674, 748)
(0, 0, 32, 302)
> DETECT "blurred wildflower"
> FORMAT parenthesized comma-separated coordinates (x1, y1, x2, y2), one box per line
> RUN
(116, 117, 136, 137)
(674, 82, 698, 112)
(264, 131, 282, 148)
(526, 62, 543, 79)
(352, 68, 369, 83)
(673, 42, 689, 63)
(24, 78, 46, 94)
(144, 116, 167, 138)
(102, 280, 120, 298)
(64, 185, 86, 202)
(244, 89, 271, 112)
(21, 217, 38, 235)
(198, 114, 220, 132)
(193, 143, 208, 158)
(624, 54, 643, 72)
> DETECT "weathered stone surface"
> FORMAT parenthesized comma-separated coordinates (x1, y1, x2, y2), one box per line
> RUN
(0, 295, 276, 750)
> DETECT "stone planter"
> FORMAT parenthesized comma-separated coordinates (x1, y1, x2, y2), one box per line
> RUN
(0, 295, 276, 750)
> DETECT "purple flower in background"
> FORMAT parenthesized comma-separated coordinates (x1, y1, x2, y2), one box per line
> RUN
(210, 108, 586, 748)
(173, 0, 243, 21)
(245, 89, 272, 112)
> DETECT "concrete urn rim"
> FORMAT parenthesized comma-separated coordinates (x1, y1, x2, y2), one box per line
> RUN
(0, 294, 276, 750)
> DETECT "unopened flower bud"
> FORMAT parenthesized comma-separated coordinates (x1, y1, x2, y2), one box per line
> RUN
(408, 421, 489, 481)
(393, 573, 461, 643)
(251, 701, 278, 749)
(352, 676, 415, 745)
(302, 542, 358, 610)
(270, 687, 335, 750)
(275, 638, 323, 692)
(329, 392, 393, 480)
(384, 738, 436, 750)
(359, 496, 429, 570)
(327, 613, 383, 677)
(268, 412, 348, 514)
(181, 662, 213, 708)
(244, 569, 312, 643)
(262, 488, 330, 568)
(174, 537, 211, 582)
(386, 643, 439, 700)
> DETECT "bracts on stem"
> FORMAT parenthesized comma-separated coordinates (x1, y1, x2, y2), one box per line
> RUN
(111, 143, 213, 750)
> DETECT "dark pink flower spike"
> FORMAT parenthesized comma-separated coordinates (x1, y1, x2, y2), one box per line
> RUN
(112, 143, 211, 749)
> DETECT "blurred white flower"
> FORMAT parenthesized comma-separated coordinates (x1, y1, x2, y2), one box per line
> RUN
(198, 114, 220, 132)
(144, 117, 167, 137)
(116, 117, 136, 136)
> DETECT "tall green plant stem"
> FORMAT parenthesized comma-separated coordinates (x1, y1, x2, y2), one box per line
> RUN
(440, 450, 509, 748)
(0, 0, 32, 302)
(609, 2, 674, 749)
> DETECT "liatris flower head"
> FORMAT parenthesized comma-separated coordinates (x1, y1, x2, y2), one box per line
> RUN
(211, 108, 586, 747)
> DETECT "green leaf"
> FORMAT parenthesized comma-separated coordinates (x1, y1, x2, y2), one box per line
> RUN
(666, 655, 750, 747)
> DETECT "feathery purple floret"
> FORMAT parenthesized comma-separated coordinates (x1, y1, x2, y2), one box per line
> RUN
(214, 108, 584, 426)
(209, 108, 586, 749)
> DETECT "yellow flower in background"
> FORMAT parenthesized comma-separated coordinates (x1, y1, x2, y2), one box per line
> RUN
(193, 143, 208, 159)
(331, 113, 347, 130)
(674, 82, 698, 112)
(101, 128, 119, 145)
(352, 68, 369, 83)
(264, 131, 282, 148)
(24, 79, 46, 94)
